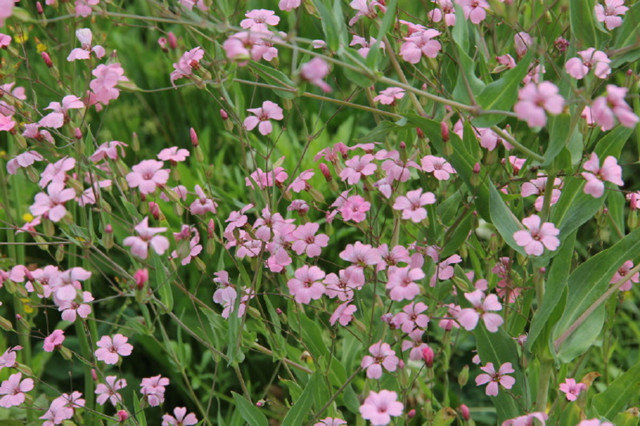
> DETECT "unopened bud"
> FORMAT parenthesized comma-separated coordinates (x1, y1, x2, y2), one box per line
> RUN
(91, 369, 98, 381)
(189, 127, 198, 147)
(132, 132, 140, 152)
(416, 127, 425, 139)
(627, 69, 633, 76)
(458, 365, 469, 386)
(41, 51, 53, 68)
(407, 409, 416, 418)
(256, 400, 265, 407)
(167, 32, 177, 49)
(276, 308, 283, 314)
(15, 314, 30, 330)
(158, 37, 168, 51)
(471, 162, 481, 186)
(59, 346, 73, 360)
(319, 163, 332, 182)
(117, 410, 129, 422)
(441, 121, 449, 142)
(0, 315, 13, 331)
(399, 141, 406, 150)
(134, 269, 148, 290)
(149, 202, 160, 220)
(459, 404, 470, 421)
(219, 109, 229, 120)
(74, 128, 82, 139)
(36, 2, 44, 14)
(422, 345, 434, 368)
(103, 224, 114, 249)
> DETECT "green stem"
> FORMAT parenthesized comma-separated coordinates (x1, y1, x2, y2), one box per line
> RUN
(491, 125, 544, 162)
(76, 320, 96, 425)
(536, 359, 553, 413)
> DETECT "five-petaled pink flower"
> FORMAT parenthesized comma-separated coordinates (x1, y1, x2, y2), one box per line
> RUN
(43, 329, 65, 352)
(595, 0, 628, 30)
(95, 334, 133, 365)
(428, 0, 456, 26)
(421, 155, 456, 180)
(0, 373, 34, 408)
(359, 389, 403, 425)
(457, 0, 489, 24)
(291, 222, 329, 257)
(162, 407, 198, 426)
(30, 182, 76, 223)
(140, 375, 170, 407)
(95, 376, 127, 406)
(361, 341, 399, 379)
(393, 189, 436, 223)
(287, 265, 326, 304)
(514, 82, 564, 127)
(610, 260, 639, 291)
(300, 58, 332, 93)
(329, 302, 357, 326)
(89, 63, 128, 107)
(503, 412, 548, 426)
(123, 217, 170, 259)
(373, 87, 405, 105)
(591, 85, 639, 131)
(158, 146, 190, 163)
(340, 154, 377, 184)
(400, 29, 442, 63)
(170, 47, 204, 85)
(126, 159, 170, 195)
(244, 101, 283, 135)
(513, 214, 560, 256)
(581, 153, 623, 198)
(475, 362, 515, 396)
(559, 378, 587, 401)
(456, 290, 504, 332)
(565, 48, 611, 80)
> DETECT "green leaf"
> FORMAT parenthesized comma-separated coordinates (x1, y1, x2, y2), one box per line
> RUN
(472, 51, 534, 127)
(133, 396, 147, 426)
(593, 359, 640, 420)
(299, 312, 330, 360)
(367, 0, 398, 68)
(338, 47, 376, 88)
(250, 62, 296, 99)
(553, 228, 640, 362)
(570, 0, 609, 48)
(153, 257, 173, 313)
(594, 126, 634, 158)
(312, 0, 341, 51)
(452, 45, 486, 105)
(282, 373, 320, 426)
(231, 392, 269, 426)
(489, 185, 526, 256)
(611, 2, 640, 67)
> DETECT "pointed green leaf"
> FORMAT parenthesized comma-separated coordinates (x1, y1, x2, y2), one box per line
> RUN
(282, 373, 321, 426)
(232, 392, 269, 426)
(593, 359, 640, 420)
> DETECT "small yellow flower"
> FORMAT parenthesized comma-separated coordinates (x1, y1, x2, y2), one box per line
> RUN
(36, 43, 47, 53)
(20, 298, 34, 314)
(22, 213, 34, 222)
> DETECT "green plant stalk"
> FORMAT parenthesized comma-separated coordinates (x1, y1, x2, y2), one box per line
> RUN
(539, 172, 556, 223)
(491, 125, 544, 162)
(75, 320, 96, 425)
(535, 358, 553, 413)
(383, 37, 427, 117)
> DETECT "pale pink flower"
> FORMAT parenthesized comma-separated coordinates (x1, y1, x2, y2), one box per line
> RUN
(95, 334, 133, 365)
(373, 87, 405, 105)
(291, 222, 329, 257)
(6, 151, 44, 175)
(393, 189, 436, 223)
(400, 29, 442, 63)
(126, 159, 169, 194)
(43, 329, 65, 352)
(361, 341, 399, 379)
(514, 82, 564, 127)
(339, 195, 371, 223)
(39, 157, 76, 188)
(591, 85, 639, 131)
(0, 33, 10, 48)
(30, 182, 76, 222)
(59, 291, 94, 322)
(190, 185, 218, 215)
(300, 58, 332, 93)
(67, 28, 105, 61)
(503, 412, 548, 426)
(288, 169, 314, 192)
(315, 418, 347, 426)
(350, 35, 384, 58)
(245, 167, 288, 188)
(595, 0, 628, 30)
(565, 48, 611, 79)
(311, 39, 327, 49)
(140, 375, 169, 407)
(170, 47, 204, 85)
(223, 31, 279, 64)
(244, 101, 283, 135)
(40, 95, 85, 128)
(0, 0, 14, 28)
(456, 289, 504, 332)
(162, 407, 198, 426)
(123, 217, 170, 259)
(349, 0, 385, 26)
(178, 0, 208, 11)
(421, 155, 456, 180)
(324, 268, 365, 301)
(387, 266, 425, 301)
(0, 347, 20, 371)
(22, 123, 54, 144)
(513, 215, 560, 256)
(581, 153, 623, 198)
(89, 141, 127, 162)
(578, 420, 614, 426)
(329, 302, 357, 326)
(475, 362, 515, 396)
(495, 54, 516, 71)
(287, 265, 326, 304)
(89, 63, 128, 106)
(376, 244, 411, 271)
(514, 32, 532, 58)
(393, 302, 429, 333)
(279, 0, 301, 11)
(359, 390, 403, 425)
(75, 0, 99, 17)
(559, 378, 587, 401)
(402, 330, 431, 361)
(0, 373, 34, 408)
(158, 146, 190, 163)
(428, 0, 456, 26)
(240, 9, 280, 32)
(40, 397, 74, 425)
(521, 176, 562, 211)
(457, 0, 489, 24)
(610, 260, 639, 291)
(95, 376, 126, 406)
(340, 154, 377, 184)
(340, 241, 381, 270)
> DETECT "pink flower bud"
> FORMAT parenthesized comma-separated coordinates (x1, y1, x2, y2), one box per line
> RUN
(158, 37, 168, 51)
(117, 410, 129, 422)
(627, 69, 633, 76)
(91, 369, 97, 381)
(416, 127, 425, 139)
(554, 37, 569, 53)
(459, 404, 470, 420)
(256, 400, 265, 407)
(219, 109, 229, 120)
(422, 346, 434, 367)
(74, 128, 82, 139)
(36, 2, 44, 14)
(105, 224, 113, 233)
(319, 163, 332, 182)
(398, 360, 405, 369)
(276, 308, 283, 314)
(473, 163, 481, 174)
(167, 32, 177, 49)
(407, 409, 416, 418)
(149, 202, 160, 220)
(134, 269, 149, 290)
(399, 141, 406, 150)
(189, 127, 198, 147)
(441, 122, 449, 142)
(42, 52, 53, 68)
(207, 219, 215, 238)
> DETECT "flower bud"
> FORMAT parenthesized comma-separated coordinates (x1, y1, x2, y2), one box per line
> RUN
(219, 109, 229, 120)
(149, 202, 160, 220)
(189, 127, 199, 147)
(422, 345, 434, 368)
(91, 369, 98, 381)
(441, 121, 449, 142)
(0, 315, 13, 331)
(158, 37, 168, 51)
(459, 404, 470, 421)
(117, 410, 129, 422)
(319, 163, 332, 182)
(416, 127, 425, 139)
(41, 51, 53, 68)
(132, 132, 140, 152)
(458, 365, 469, 386)
(399, 141, 406, 150)
(407, 409, 416, 418)
(36, 2, 44, 14)
(167, 32, 177, 49)
(134, 269, 148, 290)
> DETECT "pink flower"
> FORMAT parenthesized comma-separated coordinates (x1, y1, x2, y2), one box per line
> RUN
(240, 9, 280, 31)
(75, 0, 99, 17)
(428, 0, 456, 26)
(244, 100, 283, 135)
(170, 47, 204, 85)
(40, 397, 74, 425)
(89, 63, 128, 107)
(324, 268, 365, 301)
(421, 155, 456, 180)
(162, 407, 198, 426)
(158, 146, 190, 163)
(359, 390, 403, 425)
(393, 302, 429, 333)
(400, 29, 442, 63)
(300, 58, 332, 93)
(339, 195, 371, 223)
(591, 85, 639, 131)
(595, 0, 628, 30)
(59, 291, 94, 322)
(386, 266, 425, 301)
(503, 412, 548, 426)
(361, 342, 399, 379)
(456, 290, 504, 332)
(340, 241, 381, 270)
(95, 376, 126, 406)
(456, 0, 489, 24)
(393, 189, 436, 223)
(40, 95, 85, 128)
(140, 375, 169, 407)
(521, 176, 562, 211)
(190, 185, 218, 215)
(123, 217, 170, 259)
(43, 329, 65, 352)
(475, 362, 515, 396)
(610, 260, 639, 291)
(0, 347, 20, 371)
(565, 48, 611, 80)
(89, 141, 127, 162)
(30, 182, 76, 222)
(223, 31, 279, 64)
(95, 334, 133, 365)
(627, 192, 640, 210)
(315, 418, 347, 426)
(350, 35, 384, 58)
(340, 154, 377, 184)
(578, 420, 614, 426)
(513, 215, 560, 256)
(291, 222, 329, 257)
(0, 373, 34, 408)
(514, 32, 532, 58)
(126, 159, 169, 194)
(581, 153, 623, 198)
(373, 87, 405, 105)
(0, 0, 15, 27)
(279, 0, 301, 11)
(67, 28, 105, 61)
(348, 0, 385, 26)
(559, 378, 587, 401)
(329, 302, 357, 326)
(287, 265, 326, 304)
(288, 169, 314, 192)
(514, 82, 564, 127)
(6, 151, 44, 175)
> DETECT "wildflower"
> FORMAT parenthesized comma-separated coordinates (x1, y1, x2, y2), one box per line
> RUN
(95, 334, 133, 365)
(514, 32, 532, 58)
(428, 0, 456, 26)
(75, 0, 99, 17)
(595, 0, 628, 30)
(581, 153, 623, 198)
(95, 376, 126, 406)
(359, 390, 403, 425)
(89, 63, 128, 107)
(291, 222, 329, 257)
(300, 58, 332, 93)
(0, 373, 34, 408)
(189, 185, 217, 215)
(565, 48, 611, 79)
(158, 146, 190, 163)
(393, 302, 430, 333)
(610, 260, 639, 291)
(162, 407, 198, 426)
(40, 397, 74, 425)
(223, 31, 279, 64)
(400, 29, 442, 63)
(513, 214, 560, 256)
(373, 87, 405, 105)
(514, 82, 564, 127)
(170, 47, 204, 85)
(361, 342, 399, 379)
(340, 241, 381, 270)
(386, 266, 425, 301)
(324, 268, 365, 301)
(0, 347, 20, 371)
(244, 101, 283, 135)
(559, 378, 587, 401)
(43, 329, 65, 352)
(288, 169, 314, 192)
(126, 159, 169, 195)
(6, 151, 44, 175)
(329, 302, 357, 326)
(315, 418, 347, 426)
(475, 362, 515, 396)
(578, 420, 613, 426)
(456, 290, 504, 332)
(67, 28, 105, 61)
(349, 0, 385, 26)
(140, 375, 169, 407)
(39, 157, 76, 188)
(240, 9, 280, 32)
(40, 95, 85, 128)
(287, 265, 326, 304)
(402, 330, 431, 361)
(279, 0, 301, 11)
(89, 141, 128, 162)
(339, 195, 371, 223)
(520, 175, 563, 211)
(340, 154, 377, 184)
(30, 182, 76, 223)
(178, 0, 207, 11)
(457, 0, 489, 24)
(591, 85, 639, 131)
(123, 217, 170, 259)
(503, 412, 548, 426)
(59, 291, 94, 322)
(350, 35, 384, 58)
(421, 155, 456, 180)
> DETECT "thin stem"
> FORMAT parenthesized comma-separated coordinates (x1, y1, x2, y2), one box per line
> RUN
(383, 37, 426, 117)
(491, 125, 544, 162)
